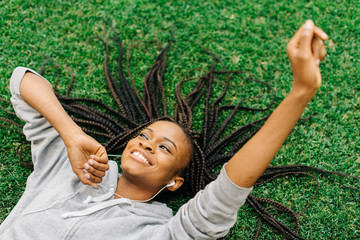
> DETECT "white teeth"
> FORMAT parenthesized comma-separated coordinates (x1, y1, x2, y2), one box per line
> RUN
(133, 151, 150, 165)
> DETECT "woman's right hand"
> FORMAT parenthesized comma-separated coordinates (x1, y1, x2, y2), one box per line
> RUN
(65, 131, 109, 188)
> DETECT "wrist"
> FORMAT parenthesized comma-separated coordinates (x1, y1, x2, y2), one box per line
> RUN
(59, 122, 85, 147)
(285, 89, 314, 112)
(289, 84, 318, 103)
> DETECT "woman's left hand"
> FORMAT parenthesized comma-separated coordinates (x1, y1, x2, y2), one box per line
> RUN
(286, 20, 328, 99)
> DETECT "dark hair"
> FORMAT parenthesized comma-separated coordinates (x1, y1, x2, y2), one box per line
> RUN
(2, 25, 359, 239)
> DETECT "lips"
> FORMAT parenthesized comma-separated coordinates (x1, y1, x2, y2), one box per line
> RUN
(131, 151, 152, 166)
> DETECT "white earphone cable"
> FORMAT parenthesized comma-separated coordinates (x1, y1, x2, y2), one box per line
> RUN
(99, 181, 175, 203)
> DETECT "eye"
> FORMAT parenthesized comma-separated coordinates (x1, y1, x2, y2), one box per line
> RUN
(160, 145, 171, 153)
(139, 133, 148, 140)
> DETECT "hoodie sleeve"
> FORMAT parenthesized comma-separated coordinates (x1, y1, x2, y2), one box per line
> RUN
(10, 67, 56, 142)
(9, 67, 69, 175)
(167, 164, 252, 239)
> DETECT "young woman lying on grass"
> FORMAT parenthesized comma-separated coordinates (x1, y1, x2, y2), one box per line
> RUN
(0, 20, 329, 239)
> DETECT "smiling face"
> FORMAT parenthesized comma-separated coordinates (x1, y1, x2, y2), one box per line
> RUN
(120, 121, 192, 192)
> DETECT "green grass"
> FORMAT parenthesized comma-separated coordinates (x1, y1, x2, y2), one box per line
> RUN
(0, 0, 359, 239)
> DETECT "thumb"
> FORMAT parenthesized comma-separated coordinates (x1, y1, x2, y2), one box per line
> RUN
(94, 145, 108, 163)
(299, 20, 315, 56)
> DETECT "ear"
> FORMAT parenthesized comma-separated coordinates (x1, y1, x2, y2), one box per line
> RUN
(166, 176, 184, 192)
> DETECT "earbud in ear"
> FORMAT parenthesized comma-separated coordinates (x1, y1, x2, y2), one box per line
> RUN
(166, 181, 175, 187)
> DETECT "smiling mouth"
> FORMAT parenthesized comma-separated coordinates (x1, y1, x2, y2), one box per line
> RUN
(131, 151, 152, 166)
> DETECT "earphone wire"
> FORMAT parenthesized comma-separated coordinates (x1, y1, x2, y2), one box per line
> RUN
(107, 154, 122, 157)
(99, 183, 172, 203)
(104, 154, 174, 202)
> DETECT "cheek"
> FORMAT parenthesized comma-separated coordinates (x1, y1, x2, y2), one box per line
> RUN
(123, 139, 137, 153)
(176, 146, 191, 170)
(120, 141, 136, 163)
(161, 155, 183, 176)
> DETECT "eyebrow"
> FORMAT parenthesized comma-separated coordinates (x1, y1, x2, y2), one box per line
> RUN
(146, 128, 177, 150)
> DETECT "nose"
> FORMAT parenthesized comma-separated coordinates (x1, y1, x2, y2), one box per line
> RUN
(139, 141, 154, 153)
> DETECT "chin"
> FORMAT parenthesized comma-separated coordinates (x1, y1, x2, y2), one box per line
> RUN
(121, 157, 148, 176)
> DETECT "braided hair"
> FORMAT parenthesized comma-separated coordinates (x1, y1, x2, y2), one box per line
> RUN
(2, 25, 359, 239)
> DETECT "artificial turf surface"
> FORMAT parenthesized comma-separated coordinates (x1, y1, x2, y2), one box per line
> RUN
(0, 0, 359, 239)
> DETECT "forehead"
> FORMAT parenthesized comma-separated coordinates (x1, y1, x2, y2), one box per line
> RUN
(147, 121, 187, 142)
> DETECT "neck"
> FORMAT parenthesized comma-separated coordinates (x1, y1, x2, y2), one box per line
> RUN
(115, 176, 158, 202)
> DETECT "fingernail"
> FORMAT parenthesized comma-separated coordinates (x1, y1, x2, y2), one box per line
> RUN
(89, 160, 94, 165)
(84, 163, 90, 169)
(90, 155, 95, 159)
(304, 20, 313, 30)
(85, 174, 90, 179)
(315, 59, 320, 65)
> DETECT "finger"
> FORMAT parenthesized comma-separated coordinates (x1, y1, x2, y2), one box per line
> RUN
(85, 172, 103, 184)
(299, 20, 315, 56)
(287, 20, 315, 57)
(84, 178, 98, 188)
(84, 163, 106, 178)
(320, 44, 326, 61)
(314, 26, 328, 41)
(94, 146, 108, 161)
(311, 37, 322, 59)
(288, 20, 326, 45)
(75, 169, 99, 188)
(311, 37, 326, 63)
(288, 23, 306, 47)
(90, 153, 108, 164)
(88, 159, 109, 172)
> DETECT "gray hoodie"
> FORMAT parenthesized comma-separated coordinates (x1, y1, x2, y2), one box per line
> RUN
(0, 67, 252, 240)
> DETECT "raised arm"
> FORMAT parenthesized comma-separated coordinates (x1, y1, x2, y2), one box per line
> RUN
(226, 20, 328, 188)
(20, 71, 109, 187)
